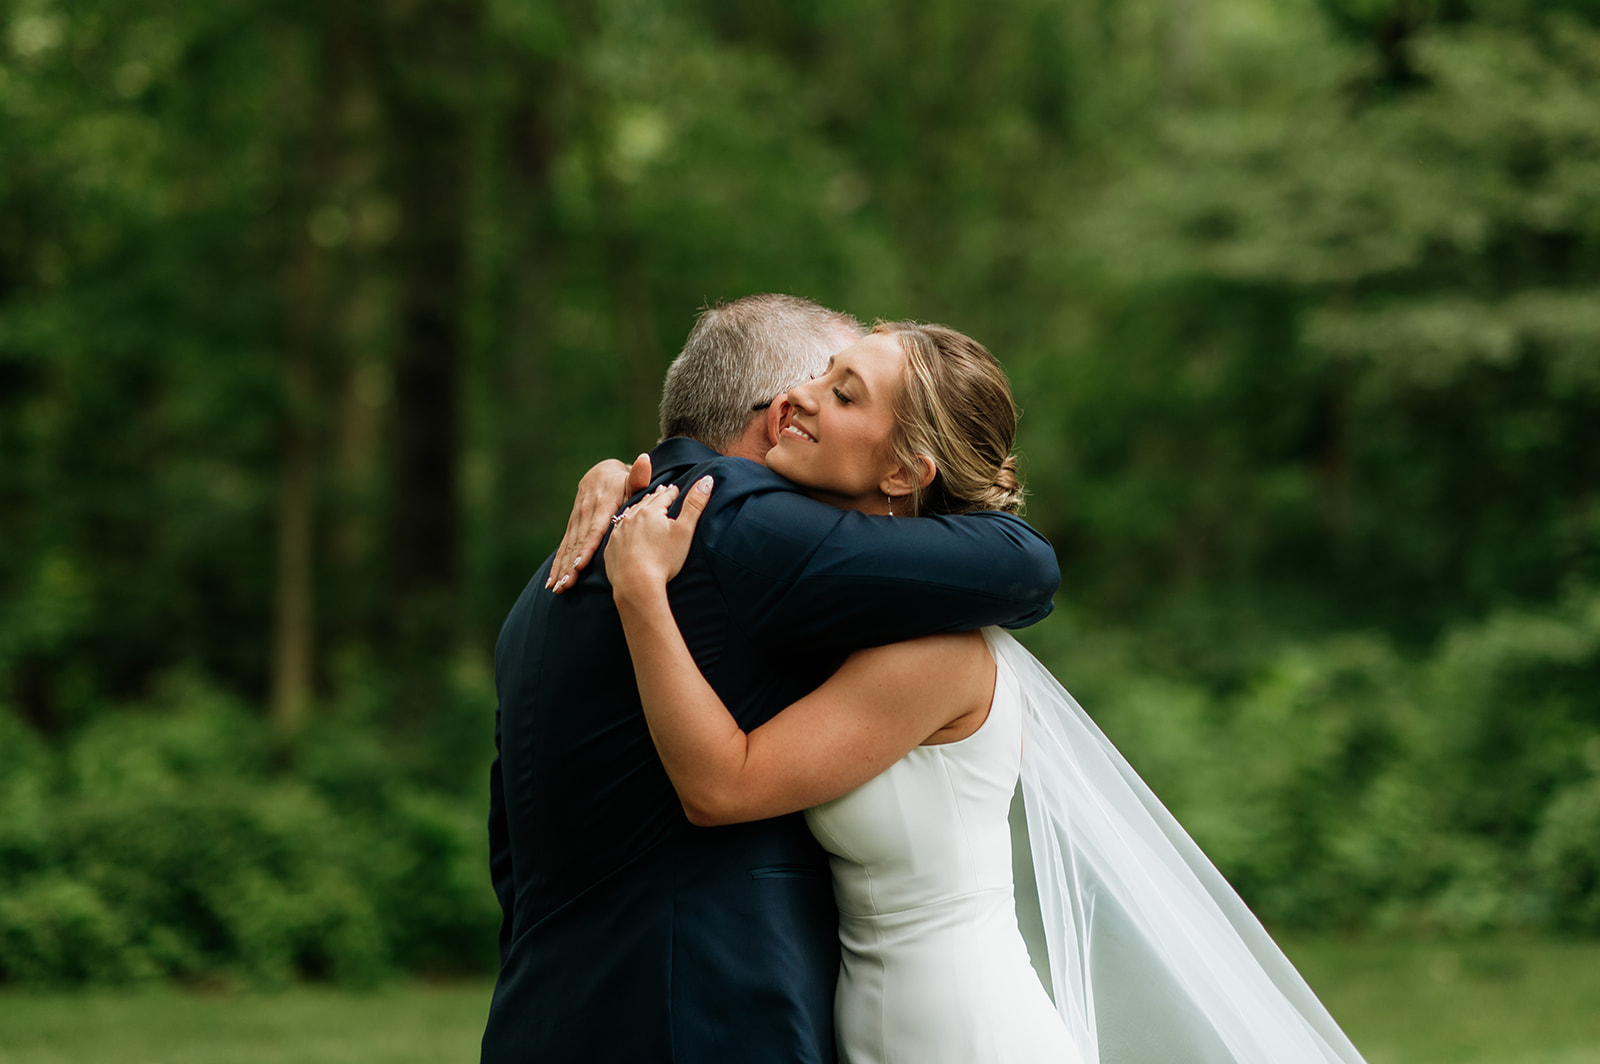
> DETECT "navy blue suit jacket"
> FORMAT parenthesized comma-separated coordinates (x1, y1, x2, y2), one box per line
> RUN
(481, 437, 1059, 1064)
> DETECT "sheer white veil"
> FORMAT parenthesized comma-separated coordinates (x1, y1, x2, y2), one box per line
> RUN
(984, 628, 1368, 1064)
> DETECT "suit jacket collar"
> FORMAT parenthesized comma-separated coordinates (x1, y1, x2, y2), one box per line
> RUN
(650, 436, 720, 476)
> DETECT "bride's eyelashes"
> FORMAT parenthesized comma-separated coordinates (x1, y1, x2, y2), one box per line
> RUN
(832, 387, 853, 405)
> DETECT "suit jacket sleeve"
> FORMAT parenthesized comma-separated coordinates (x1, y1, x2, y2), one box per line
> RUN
(698, 467, 1060, 654)
(488, 565, 547, 965)
(487, 706, 516, 965)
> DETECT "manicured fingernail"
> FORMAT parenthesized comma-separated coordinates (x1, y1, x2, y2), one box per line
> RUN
(695, 475, 714, 494)
(573, 555, 585, 569)
(553, 574, 570, 591)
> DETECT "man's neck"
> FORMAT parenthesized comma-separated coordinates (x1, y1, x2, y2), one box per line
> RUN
(721, 419, 773, 465)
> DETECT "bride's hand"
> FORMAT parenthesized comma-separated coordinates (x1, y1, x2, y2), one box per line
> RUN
(549, 453, 654, 593)
(605, 475, 714, 598)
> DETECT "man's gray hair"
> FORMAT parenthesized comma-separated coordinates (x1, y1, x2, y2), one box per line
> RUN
(659, 294, 865, 450)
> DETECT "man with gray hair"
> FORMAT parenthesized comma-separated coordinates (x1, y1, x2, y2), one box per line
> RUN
(482, 294, 1059, 1063)
(544, 295, 864, 585)
(659, 293, 865, 453)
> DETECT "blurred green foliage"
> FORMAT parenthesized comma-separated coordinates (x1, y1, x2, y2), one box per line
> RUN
(0, 673, 498, 986)
(1024, 587, 1600, 934)
(0, 0, 1597, 984)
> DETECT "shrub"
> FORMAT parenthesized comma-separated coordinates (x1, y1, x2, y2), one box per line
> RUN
(367, 791, 500, 974)
(63, 671, 270, 799)
(51, 783, 389, 985)
(0, 705, 52, 889)
(0, 677, 499, 987)
(1531, 774, 1600, 931)
(0, 876, 142, 986)
(1031, 594, 1600, 933)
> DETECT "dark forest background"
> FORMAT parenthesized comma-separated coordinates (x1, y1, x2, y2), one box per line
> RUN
(2, 0, 1598, 985)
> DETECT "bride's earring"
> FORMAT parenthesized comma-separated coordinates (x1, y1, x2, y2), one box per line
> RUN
(886, 493, 894, 518)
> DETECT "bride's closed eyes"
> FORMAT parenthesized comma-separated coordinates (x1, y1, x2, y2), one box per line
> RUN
(819, 358, 871, 407)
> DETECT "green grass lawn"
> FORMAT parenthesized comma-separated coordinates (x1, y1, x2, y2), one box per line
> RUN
(1286, 937, 1600, 1064)
(0, 939, 1595, 1063)
(0, 980, 492, 1064)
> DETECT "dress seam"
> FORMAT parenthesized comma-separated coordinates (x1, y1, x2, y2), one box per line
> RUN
(834, 884, 1014, 920)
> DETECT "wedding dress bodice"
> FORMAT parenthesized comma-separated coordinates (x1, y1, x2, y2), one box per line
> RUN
(805, 642, 1077, 1064)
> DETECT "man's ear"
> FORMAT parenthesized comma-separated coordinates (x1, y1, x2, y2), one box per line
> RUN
(726, 399, 788, 463)
(880, 454, 936, 500)
(764, 396, 790, 449)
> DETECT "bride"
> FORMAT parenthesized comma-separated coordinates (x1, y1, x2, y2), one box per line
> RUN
(604, 322, 1367, 1064)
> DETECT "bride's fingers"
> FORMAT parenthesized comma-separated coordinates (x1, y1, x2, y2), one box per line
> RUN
(639, 484, 678, 515)
(608, 483, 683, 548)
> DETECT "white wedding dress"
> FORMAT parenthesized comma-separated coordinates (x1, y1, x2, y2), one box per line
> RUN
(806, 629, 1368, 1064)
(805, 630, 1078, 1063)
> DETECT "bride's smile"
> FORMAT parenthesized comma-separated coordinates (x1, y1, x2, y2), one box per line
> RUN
(767, 331, 908, 515)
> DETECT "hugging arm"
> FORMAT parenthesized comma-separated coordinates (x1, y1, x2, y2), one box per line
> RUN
(710, 489, 1060, 656)
(545, 452, 1061, 634)
(546, 456, 654, 593)
(607, 482, 994, 825)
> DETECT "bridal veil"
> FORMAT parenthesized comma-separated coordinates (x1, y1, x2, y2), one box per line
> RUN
(985, 628, 1368, 1064)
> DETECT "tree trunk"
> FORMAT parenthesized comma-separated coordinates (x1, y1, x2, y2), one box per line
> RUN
(496, 87, 561, 525)
(271, 351, 317, 740)
(271, 11, 356, 740)
(1166, 0, 1204, 101)
(381, 0, 481, 621)
(595, 165, 665, 452)
(617, 254, 665, 452)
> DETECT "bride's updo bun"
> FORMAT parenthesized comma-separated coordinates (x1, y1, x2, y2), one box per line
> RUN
(981, 454, 1026, 514)
(875, 322, 1026, 517)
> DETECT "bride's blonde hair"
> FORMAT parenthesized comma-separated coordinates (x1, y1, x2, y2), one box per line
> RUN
(874, 322, 1025, 517)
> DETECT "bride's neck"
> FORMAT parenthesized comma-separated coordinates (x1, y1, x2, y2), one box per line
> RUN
(802, 487, 895, 517)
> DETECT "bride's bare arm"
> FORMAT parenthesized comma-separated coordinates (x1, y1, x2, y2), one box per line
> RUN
(607, 480, 994, 827)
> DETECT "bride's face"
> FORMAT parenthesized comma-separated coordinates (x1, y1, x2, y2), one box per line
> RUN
(767, 332, 906, 515)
